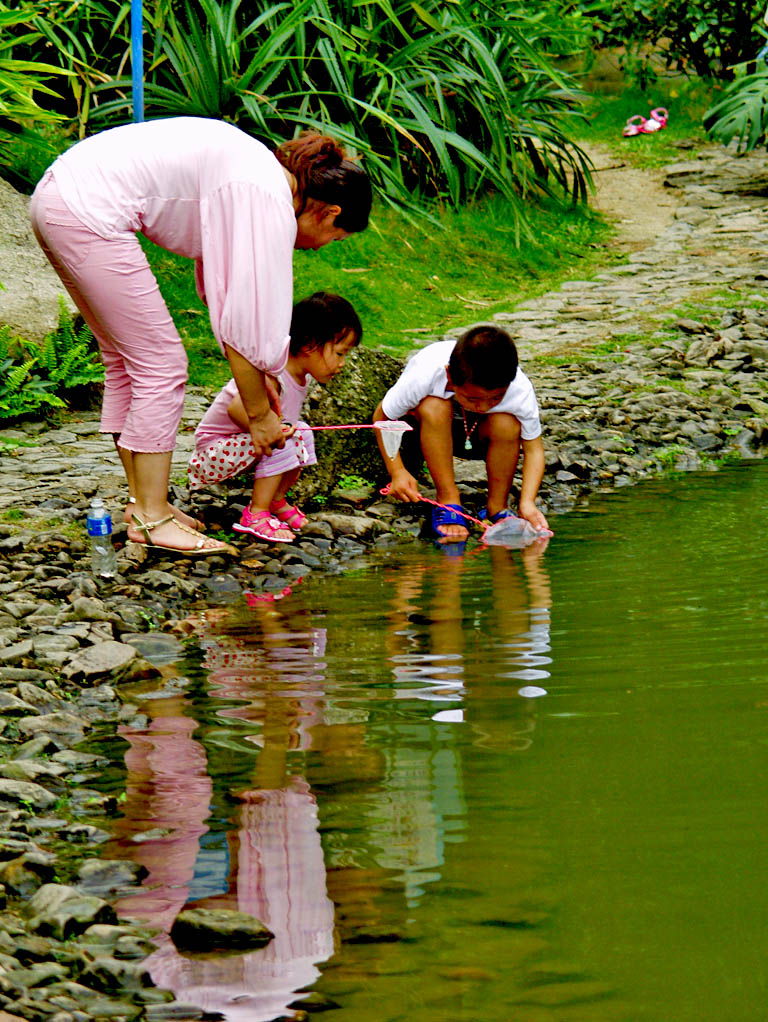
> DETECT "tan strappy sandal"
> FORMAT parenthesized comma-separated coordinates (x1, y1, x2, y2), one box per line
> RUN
(125, 497, 205, 531)
(130, 514, 237, 557)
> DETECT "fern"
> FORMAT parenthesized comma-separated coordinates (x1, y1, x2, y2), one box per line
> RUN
(35, 331, 58, 374)
(0, 298, 103, 421)
(27, 296, 105, 391)
(0, 354, 64, 418)
(2, 357, 36, 394)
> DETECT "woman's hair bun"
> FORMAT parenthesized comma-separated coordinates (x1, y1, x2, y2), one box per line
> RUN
(275, 131, 371, 233)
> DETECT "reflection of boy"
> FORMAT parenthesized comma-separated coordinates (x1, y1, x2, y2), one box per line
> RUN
(373, 326, 548, 540)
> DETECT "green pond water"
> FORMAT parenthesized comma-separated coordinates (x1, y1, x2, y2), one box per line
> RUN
(101, 459, 768, 1022)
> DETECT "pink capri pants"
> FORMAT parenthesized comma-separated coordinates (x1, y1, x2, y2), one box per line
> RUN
(29, 171, 188, 452)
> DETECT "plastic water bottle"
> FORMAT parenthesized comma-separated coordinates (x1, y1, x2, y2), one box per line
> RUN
(86, 498, 117, 578)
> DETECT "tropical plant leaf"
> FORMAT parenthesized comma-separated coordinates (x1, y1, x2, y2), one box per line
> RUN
(67, 0, 592, 229)
(703, 69, 768, 151)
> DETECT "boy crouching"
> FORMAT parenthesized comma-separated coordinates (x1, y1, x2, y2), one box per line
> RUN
(373, 325, 548, 541)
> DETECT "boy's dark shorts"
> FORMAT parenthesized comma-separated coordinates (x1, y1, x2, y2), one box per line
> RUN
(399, 403, 489, 476)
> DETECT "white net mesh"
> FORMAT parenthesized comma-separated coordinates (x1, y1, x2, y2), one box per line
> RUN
(374, 420, 412, 458)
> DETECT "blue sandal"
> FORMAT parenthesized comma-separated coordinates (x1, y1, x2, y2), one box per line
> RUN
(432, 503, 470, 537)
(479, 508, 514, 524)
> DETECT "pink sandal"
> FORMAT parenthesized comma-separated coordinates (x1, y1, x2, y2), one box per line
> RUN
(622, 115, 647, 137)
(644, 107, 668, 132)
(269, 498, 307, 531)
(233, 506, 294, 544)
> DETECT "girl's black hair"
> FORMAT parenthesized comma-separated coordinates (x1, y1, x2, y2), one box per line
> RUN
(289, 292, 363, 355)
(448, 325, 519, 390)
(275, 133, 372, 233)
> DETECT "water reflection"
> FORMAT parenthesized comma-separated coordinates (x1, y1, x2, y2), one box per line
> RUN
(104, 539, 554, 1020)
(93, 463, 768, 1020)
(386, 541, 552, 726)
(107, 605, 335, 1020)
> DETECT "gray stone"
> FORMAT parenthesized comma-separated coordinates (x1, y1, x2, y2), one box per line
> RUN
(0, 760, 67, 783)
(25, 884, 117, 939)
(0, 639, 33, 665)
(63, 640, 137, 681)
(16, 712, 87, 742)
(78, 956, 153, 992)
(56, 596, 121, 625)
(76, 859, 148, 897)
(170, 907, 273, 952)
(119, 632, 185, 666)
(311, 512, 380, 537)
(0, 778, 57, 810)
(0, 178, 76, 342)
(294, 347, 404, 500)
(0, 691, 38, 715)
(15, 683, 66, 714)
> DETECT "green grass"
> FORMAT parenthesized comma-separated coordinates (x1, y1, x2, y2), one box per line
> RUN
(577, 75, 715, 167)
(143, 193, 614, 388)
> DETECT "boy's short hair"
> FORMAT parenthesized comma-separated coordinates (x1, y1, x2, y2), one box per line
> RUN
(290, 292, 363, 355)
(448, 325, 519, 390)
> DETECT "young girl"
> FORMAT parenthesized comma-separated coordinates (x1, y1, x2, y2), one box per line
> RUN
(188, 293, 362, 544)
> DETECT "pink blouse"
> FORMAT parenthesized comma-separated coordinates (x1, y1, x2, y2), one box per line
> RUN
(50, 117, 296, 375)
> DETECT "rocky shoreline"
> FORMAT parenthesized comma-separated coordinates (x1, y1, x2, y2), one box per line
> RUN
(2, 142, 768, 1020)
(1, 295, 767, 1020)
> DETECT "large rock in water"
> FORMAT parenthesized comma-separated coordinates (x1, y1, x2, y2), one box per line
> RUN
(170, 908, 273, 952)
(0, 176, 75, 341)
(295, 345, 405, 499)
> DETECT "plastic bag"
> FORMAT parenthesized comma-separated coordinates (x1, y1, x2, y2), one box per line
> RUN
(482, 515, 553, 548)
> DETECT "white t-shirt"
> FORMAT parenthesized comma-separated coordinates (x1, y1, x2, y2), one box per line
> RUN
(380, 340, 541, 440)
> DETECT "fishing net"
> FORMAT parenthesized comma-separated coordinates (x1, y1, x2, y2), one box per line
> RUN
(373, 420, 413, 458)
(481, 515, 553, 548)
(308, 420, 412, 458)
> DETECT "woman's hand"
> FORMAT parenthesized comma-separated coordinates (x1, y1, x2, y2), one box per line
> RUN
(249, 409, 285, 458)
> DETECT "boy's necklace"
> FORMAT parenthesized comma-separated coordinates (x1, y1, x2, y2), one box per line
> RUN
(461, 408, 478, 451)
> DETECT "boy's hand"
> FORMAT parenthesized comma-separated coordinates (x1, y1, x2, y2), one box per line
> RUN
(387, 470, 421, 502)
(519, 499, 549, 532)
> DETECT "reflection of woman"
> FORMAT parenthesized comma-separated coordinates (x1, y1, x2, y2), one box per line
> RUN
(146, 778, 335, 1022)
(109, 610, 335, 1021)
(30, 118, 371, 555)
(111, 706, 212, 933)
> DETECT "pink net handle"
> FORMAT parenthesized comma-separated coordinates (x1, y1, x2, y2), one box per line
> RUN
(379, 485, 486, 528)
(305, 420, 413, 432)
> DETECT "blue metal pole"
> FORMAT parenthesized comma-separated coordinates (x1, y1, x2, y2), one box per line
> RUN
(131, 0, 144, 122)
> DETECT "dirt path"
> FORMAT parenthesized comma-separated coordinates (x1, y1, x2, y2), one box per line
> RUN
(494, 141, 768, 360)
(580, 141, 680, 250)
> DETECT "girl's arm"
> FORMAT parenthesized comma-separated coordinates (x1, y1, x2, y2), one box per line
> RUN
(519, 435, 549, 530)
(373, 401, 421, 502)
